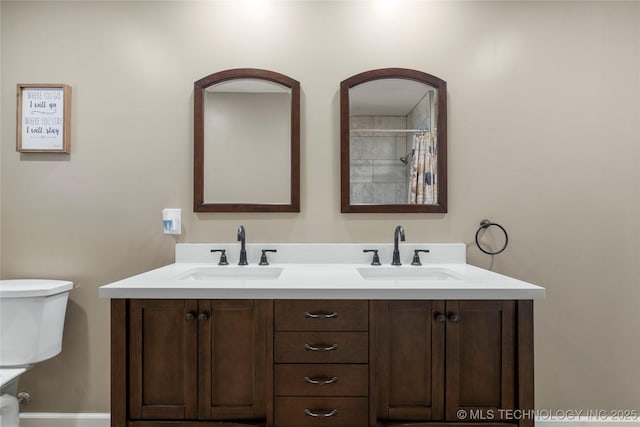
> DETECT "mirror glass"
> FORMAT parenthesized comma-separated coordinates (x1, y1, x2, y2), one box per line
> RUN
(204, 79, 291, 204)
(194, 69, 300, 212)
(341, 68, 447, 213)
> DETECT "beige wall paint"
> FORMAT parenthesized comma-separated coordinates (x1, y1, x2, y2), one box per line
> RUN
(1, 0, 639, 413)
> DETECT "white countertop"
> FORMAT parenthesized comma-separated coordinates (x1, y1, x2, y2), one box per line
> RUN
(99, 244, 545, 300)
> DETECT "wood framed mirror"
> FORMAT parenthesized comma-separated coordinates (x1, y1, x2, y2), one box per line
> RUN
(194, 69, 300, 212)
(340, 68, 447, 213)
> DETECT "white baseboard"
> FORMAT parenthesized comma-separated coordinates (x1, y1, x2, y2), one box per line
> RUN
(17, 413, 640, 427)
(19, 413, 110, 427)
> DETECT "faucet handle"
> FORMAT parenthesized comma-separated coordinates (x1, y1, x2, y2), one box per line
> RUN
(411, 249, 430, 266)
(363, 249, 381, 266)
(210, 249, 229, 266)
(259, 249, 277, 266)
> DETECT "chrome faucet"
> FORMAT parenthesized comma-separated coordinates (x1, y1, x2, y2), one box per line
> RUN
(392, 225, 405, 266)
(237, 225, 248, 265)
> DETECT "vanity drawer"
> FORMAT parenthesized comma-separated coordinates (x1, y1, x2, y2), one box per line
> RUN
(275, 300, 368, 331)
(275, 331, 368, 363)
(274, 396, 368, 427)
(275, 364, 368, 396)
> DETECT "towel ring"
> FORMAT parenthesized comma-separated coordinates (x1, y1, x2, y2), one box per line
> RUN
(475, 219, 508, 255)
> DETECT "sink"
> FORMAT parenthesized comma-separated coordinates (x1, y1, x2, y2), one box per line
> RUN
(180, 267, 283, 280)
(357, 266, 461, 281)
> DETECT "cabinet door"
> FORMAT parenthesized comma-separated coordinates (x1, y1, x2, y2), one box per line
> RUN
(198, 299, 272, 420)
(445, 300, 516, 420)
(129, 299, 198, 420)
(372, 300, 445, 421)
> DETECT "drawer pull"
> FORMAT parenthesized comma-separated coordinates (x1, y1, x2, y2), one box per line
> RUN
(304, 343, 338, 352)
(304, 408, 338, 418)
(304, 376, 338, 385)
(304, 311, 338, 319)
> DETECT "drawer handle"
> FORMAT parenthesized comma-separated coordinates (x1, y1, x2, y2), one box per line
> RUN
(304, 408, 338, 418)
(304, 311, 338, 319)
(304, 376, 338, 385)
(304, 343, 338, 352)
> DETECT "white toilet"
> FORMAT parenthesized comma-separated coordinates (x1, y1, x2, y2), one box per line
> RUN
(0, 279, 73, 427)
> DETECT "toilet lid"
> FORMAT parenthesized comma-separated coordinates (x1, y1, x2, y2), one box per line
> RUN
(0, 280, 73, 298)
(0, 368, 26, 387)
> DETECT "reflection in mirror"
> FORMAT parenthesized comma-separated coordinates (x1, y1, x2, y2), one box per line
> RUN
(341, 69, 447, 213)
(194, 69, 300, 212)
(204, 80, 291, 204)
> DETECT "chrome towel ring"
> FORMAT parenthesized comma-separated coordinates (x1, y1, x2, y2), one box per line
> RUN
(475, 219, 508, 255)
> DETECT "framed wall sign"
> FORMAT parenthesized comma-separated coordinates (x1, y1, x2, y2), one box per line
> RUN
(16, 83, 72, 153)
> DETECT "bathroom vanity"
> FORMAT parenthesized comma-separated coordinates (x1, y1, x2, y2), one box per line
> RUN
(100, 244, 544, 427)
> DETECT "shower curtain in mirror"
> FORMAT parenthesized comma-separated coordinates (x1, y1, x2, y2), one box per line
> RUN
(408, 131, 437, 204)
(408, 90, 437, 204)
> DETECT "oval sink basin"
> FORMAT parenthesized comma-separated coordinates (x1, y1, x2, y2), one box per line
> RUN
(180, 267, 283, 280)
(357, 267, 461, 281)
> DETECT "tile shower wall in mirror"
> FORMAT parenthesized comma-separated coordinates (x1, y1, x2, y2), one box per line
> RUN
(350, 116, 409, 204)
(350, 89, 436, 205)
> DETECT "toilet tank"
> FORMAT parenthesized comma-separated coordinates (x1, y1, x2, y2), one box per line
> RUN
(0, 280, 73, 367)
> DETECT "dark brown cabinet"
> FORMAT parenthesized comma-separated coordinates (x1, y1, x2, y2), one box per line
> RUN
(126, 299, 272, 426)
(129, 299, 198, 420)
(372, 300, 445, 422)
(273, 300, 370, 427)
(111, 298, 533, 427)
(445, 300, 516, 421)
(372, 300, 532, 427)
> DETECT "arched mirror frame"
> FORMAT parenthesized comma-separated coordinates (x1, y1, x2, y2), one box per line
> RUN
(340, 68, 447, 213)
(194, 68, 300, 212)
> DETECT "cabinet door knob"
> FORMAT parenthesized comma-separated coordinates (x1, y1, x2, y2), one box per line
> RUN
(304, 343, 338, 352)
(198, 313, 209, 321)
(304, 408, 338, 418)
(304, 311, 338, 319)
(184, 312, 195, 321)
(435, 313, 446, 323)
(304, 376, 338, 385)
(449, 313, 460, 323)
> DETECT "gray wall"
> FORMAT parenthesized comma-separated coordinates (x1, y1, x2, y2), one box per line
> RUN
(1, 1, 639, 413)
